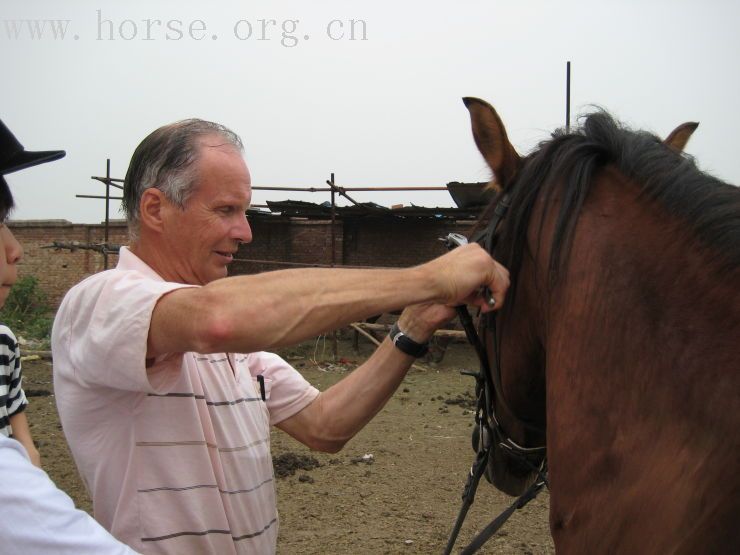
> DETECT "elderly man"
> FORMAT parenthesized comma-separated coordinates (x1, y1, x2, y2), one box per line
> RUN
(52, 119, 509, 554)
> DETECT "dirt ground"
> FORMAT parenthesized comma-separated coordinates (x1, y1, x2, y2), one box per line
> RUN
(23, 335, 553, 554)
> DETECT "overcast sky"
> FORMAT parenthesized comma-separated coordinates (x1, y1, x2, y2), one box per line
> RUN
(2, 0, 738, 223)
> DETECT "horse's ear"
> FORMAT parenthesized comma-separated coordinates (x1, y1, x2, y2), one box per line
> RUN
(463, 97, 521, 190)
(663, 121, 699, 152)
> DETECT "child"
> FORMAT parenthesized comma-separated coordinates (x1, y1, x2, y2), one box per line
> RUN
(0, 117, 138, 553)
(0, 119, 51, 466)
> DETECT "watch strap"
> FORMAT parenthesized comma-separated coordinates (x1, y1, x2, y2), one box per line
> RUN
(389, 322, 429, 358)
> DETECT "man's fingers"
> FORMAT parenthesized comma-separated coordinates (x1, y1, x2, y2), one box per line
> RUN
(467, 290, 503, 313)
(470, 262, 509, 313)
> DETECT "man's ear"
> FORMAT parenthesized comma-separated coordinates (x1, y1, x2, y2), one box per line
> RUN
(139, 188, 168, 233)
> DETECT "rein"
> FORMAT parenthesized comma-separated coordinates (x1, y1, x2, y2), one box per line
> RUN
(442, 193, 548, 555)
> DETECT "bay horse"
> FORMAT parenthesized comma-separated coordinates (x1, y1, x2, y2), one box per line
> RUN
(462, 97, 740, 553)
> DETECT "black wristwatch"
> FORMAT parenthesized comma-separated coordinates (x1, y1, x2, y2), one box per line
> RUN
(389, 322, 429, 358)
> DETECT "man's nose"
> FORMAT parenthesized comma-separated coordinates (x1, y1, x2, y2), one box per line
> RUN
(233, 213, 253, 244)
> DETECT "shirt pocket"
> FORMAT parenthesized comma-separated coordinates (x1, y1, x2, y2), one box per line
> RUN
(250, 375, 272, 427)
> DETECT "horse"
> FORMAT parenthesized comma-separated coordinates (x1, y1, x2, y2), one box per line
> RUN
(462, 97, 740, 554)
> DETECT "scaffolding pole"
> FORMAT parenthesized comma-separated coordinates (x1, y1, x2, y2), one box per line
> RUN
(328, 173, 338, 360)
(104, 159, 110, 269)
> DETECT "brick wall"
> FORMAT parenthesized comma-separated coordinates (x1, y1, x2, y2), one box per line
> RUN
(8, 220, 128, 307)
(231, 219, 342, 275)
(343, 218, 473, 268)
(234, 217, 473, 274)
(9, 216, 476, 307)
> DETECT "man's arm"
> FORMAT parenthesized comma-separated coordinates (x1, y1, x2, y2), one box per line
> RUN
(9, 411, 40, 467)
(147, 243, 509, 359)
(275, 303, 457, 452)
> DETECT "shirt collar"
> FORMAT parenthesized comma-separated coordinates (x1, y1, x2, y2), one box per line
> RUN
(117, 246, 167, 282)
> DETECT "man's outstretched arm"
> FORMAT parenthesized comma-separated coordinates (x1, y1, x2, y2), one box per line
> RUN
(147, 243, 509, 359)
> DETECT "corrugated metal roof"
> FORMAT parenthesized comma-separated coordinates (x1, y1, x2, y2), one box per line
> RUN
(247, 200, 482, 220)
(246, 182, 492, 221)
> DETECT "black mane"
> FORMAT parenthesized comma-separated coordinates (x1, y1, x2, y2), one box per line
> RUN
(494, 111, 740, 290)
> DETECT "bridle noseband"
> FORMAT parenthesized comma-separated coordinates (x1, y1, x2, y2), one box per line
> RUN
(443, 192, 548, 555)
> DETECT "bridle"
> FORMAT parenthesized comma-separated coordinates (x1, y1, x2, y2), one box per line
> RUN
(443, 192, 548, 555)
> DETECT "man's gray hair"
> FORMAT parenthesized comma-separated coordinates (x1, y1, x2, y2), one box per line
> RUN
(122, 119, 243, 241)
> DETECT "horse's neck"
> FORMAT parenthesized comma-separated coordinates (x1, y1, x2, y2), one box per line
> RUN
(539, 174, 739, 553)
(544, 173, 738, 405)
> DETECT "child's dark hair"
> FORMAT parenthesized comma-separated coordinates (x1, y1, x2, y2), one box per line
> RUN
(0, 176, 15, 222)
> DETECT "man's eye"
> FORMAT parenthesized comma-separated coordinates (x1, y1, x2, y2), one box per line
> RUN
(219, 207, 234, 214)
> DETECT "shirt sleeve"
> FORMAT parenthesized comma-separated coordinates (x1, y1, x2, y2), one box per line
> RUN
(0, 327, 27, 417)
(0, 435, 140, 555)
(245, 352, 319, 425)
(52, 270, 195, 394)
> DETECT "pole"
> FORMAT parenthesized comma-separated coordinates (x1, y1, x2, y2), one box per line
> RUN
(566, 61, 571, 132)
(329, 172, 338, 361)
(104, 159, 110, 270)
(251, 185, 448, 192)
(330, 173, 336, 268)
(76, 194, 124, 200)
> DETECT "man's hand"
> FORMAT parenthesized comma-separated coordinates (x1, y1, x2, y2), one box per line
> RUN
(424, 243, 510, 313)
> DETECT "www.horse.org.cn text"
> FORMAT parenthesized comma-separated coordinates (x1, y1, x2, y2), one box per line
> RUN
(0, 11, 369, 47)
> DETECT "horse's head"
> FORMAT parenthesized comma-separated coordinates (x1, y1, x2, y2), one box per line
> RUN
(462, 97, 700, 497)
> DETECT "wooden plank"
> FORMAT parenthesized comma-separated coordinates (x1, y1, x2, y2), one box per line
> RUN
(351, 322, 467, 340)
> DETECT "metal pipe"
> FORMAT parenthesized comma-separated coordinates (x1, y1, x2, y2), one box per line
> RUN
(252, 185, 448, 192)
(335, 186, 448, 191)
(76, 194, 124, 200)
(87, 182, 448, 193)
(329, 173, 336, 268)
(232, 258, 390, 269)
(329, 172, 338, 360)
(91, 176, 124, 188)
(566, 61, 571, 132)
(104, 159, 110, 269)
(254, 186, 332, 192)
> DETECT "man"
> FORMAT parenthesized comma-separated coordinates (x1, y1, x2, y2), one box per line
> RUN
(53, 119, 509, 554)
(0, 117, 138, 554)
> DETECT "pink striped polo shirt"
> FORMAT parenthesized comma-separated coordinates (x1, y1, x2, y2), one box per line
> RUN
(52, 247, 319, 554)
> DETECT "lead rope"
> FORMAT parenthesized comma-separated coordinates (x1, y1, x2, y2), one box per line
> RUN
(442, 342, 490, 555)
(443, 303, 547, 555)
(443, 444, 491, 555)
(442, 304, 495, 555)
(458, 466, 548, 555)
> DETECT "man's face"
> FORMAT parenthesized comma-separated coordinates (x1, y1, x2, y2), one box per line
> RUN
(0, 224, 23, 308)
(159, 139, 253, 285)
